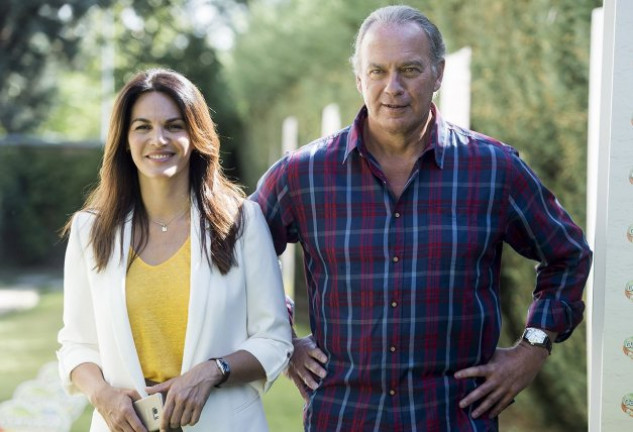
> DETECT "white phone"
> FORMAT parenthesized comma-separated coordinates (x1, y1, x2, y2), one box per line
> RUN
(133, 393, 164, 431)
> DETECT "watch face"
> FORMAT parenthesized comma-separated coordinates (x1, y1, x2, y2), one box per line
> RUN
(526, 328, 546, 344)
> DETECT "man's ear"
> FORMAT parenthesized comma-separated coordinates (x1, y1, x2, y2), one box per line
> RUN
(355, 75, 362, 94)
(433, 59, 445, 92)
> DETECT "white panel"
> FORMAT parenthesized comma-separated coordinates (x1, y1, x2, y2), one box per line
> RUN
(321, 103, 341, 136)
(282, 116, 299, 154)
(591, 1, 633, 430)
(439, 47, 471, 129)
(587, 7, 604, 432)
(279, 116, 298, 296)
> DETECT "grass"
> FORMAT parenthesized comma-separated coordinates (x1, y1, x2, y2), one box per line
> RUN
(0, 289, 304, 431)
(0, 289, 62, 401)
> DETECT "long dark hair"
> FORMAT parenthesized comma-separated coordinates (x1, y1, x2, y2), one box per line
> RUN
(64, 68, 244, 274)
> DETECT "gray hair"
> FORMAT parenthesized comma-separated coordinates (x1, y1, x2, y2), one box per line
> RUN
(350, 5, 446, 76)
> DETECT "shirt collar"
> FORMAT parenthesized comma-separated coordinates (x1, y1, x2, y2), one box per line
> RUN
(342, 103, 447, 169)
(342, 106, 368, 164)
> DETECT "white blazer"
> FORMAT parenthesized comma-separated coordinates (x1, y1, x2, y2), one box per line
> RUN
(57, 200, 293, 431)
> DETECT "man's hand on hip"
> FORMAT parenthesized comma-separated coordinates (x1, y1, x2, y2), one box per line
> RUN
(454, 342, 549, 419)
(286, 334, 328, 401)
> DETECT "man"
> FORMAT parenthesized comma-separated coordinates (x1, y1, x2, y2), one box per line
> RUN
(251, 5, 591, 431)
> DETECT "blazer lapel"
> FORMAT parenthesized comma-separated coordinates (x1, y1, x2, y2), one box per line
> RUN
(106, 213, 148, 397)
(181, 204, 212, 373)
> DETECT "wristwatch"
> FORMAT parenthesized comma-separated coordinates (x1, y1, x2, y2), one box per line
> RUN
(521, 327, 552, 355)
(213, 357, 231, 388)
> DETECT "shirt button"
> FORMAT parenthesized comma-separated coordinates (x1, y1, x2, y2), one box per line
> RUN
(392, 256, 399, 263)
(390, 346, 396, 352)
(391, 301, 398, 308)
(394, 212, 400, 218)
(389, 389, 396, 396)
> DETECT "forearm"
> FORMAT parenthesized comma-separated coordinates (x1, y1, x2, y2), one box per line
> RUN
(218, 349, 266, 385)
(70, 362, 144, 431)
(69, 362, 110, 404)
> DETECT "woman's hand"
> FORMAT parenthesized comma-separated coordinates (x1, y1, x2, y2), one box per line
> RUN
(70, 362, 145, 432)
(147, 361, 218, 430)
(90, 383, 145, 432)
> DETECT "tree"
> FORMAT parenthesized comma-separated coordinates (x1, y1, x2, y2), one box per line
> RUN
(0, 0, 113, 133)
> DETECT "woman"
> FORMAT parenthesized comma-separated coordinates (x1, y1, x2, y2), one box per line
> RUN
(57, 69, 293, 432)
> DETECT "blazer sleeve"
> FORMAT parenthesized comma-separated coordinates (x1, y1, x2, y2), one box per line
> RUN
(56, 212, 103, 394)
(236, 201, 293, 393)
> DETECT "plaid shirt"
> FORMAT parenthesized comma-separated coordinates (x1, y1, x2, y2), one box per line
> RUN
(251, 105, 591, 432)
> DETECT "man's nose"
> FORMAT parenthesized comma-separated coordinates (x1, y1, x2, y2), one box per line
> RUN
(385, 73, 404, 95)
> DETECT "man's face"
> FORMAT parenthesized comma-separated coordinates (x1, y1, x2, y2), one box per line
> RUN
(356, 22, 444, 139)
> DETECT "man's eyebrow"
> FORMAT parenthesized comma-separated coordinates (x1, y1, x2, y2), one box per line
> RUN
(367, 60, 426, 68)
(401, 60, 425, 68)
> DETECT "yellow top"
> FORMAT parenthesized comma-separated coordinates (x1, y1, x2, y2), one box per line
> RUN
(126, 237, 191, 383)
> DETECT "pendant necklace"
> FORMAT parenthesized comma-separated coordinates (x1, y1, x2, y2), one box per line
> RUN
(150, 206, 189, 232)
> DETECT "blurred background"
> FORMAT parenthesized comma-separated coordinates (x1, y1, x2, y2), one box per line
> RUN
(0, 0, 601, 430)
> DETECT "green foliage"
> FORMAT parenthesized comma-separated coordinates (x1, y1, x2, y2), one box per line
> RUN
(0, 141, 101, 268)
(39, 71, 103, 140)
(0, 0, 114, 133)
(227, 0, 600, 429)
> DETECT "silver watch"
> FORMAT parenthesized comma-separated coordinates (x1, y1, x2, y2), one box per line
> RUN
(521, 327, 552, 354)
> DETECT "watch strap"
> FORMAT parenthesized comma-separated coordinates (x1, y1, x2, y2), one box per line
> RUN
(213, 357, 231, 388)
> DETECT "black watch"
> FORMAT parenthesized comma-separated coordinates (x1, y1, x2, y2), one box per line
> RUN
(521, 327, 552, 355)
(213, 357, 231, 388)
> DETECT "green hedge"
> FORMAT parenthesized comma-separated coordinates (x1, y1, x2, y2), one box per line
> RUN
(0, 140, 102, 268)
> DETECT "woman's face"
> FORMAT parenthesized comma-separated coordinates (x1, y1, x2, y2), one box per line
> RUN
(127, 91, 192, 185)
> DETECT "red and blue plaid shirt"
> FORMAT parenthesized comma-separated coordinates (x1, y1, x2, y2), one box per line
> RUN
(252, 105, 591, 432)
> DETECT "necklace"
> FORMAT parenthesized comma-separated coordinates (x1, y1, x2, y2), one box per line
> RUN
(150, 206, 189, 232)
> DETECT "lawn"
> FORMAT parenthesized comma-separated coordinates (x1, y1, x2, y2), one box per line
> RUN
(0, 289, 62, 400)
(0, 289, 304, 431)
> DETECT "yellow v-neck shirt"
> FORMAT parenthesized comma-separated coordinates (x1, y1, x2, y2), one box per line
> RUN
(126, 236, 191, 383)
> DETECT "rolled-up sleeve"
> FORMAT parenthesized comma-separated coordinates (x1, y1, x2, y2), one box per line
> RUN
(504, 149, 592, 342)
(236, 201, 293, 393)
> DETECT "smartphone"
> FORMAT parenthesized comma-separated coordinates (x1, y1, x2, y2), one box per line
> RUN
(133, 393, 164, 431)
